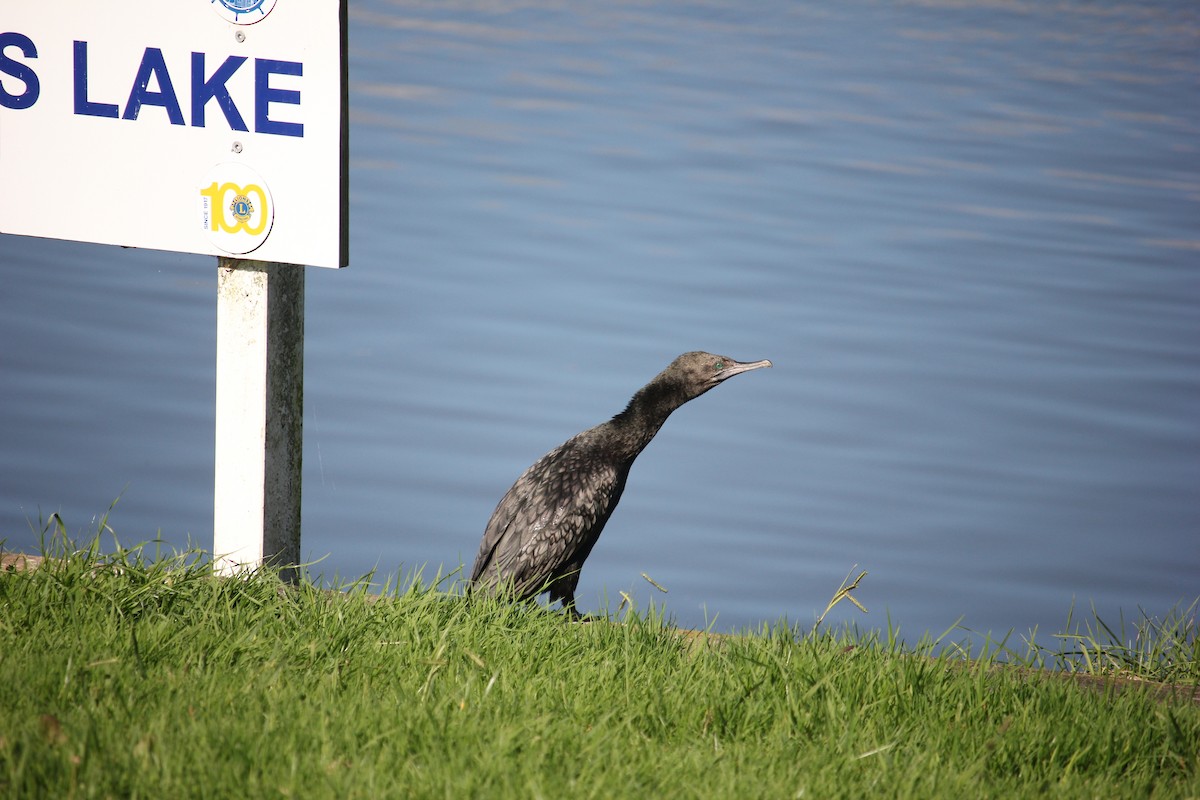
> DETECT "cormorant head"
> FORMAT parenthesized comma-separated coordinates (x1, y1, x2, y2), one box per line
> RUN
(614, 351, 772, 429)
(668, 351, 773, 399)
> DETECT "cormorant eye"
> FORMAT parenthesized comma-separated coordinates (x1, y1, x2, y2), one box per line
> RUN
(713, 360, 725, 370)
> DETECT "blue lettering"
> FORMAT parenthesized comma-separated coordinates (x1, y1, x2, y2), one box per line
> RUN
(0, 32, 40, 110)
(123, 47, 184, 125)
(192, 52, 248, 131)
(63, 43, 305, 137)
(255, 58, 303, 138)
(73, 40, 118, 118)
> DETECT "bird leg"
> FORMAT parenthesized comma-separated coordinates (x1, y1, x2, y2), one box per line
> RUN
(564, 604, 585, 622)
(556, 588, 579, 618)
(553, 589, 595, 622)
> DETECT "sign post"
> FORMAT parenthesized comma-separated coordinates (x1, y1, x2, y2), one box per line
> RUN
(213, 258, 304, 581)
(1, 1, 349, 580)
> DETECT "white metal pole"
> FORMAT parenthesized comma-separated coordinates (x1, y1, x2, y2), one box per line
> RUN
(213, 257, 304, 582)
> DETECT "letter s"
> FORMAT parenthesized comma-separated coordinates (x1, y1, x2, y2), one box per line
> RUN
(0, 32, 40, 110)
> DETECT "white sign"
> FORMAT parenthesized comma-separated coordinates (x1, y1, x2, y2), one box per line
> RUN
(0, 0, 347, 268)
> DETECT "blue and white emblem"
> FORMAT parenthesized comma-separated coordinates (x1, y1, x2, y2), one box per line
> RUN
(210, 0, 278, 25)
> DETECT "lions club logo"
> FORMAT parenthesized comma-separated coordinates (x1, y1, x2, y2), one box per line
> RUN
(229, 194, 255, 224)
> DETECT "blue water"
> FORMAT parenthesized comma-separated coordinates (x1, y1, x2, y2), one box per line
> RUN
(2, 1, 1197, 641)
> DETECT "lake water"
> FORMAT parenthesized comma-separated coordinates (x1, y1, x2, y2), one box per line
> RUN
(2, 1, 1197, 642)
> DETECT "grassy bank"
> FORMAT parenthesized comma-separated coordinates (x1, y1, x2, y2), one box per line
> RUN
(1, 537, 1198, 799)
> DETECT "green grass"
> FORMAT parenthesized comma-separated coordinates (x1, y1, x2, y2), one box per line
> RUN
(1, 533, 1198, 799)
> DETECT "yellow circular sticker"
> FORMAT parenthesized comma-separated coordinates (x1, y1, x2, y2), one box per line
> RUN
(200, 163, 275, 255)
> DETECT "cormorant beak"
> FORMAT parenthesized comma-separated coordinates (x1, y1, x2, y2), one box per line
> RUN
(718, 359, 772, 381)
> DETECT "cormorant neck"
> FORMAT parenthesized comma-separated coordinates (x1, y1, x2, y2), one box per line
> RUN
(606, 375, 695, 459)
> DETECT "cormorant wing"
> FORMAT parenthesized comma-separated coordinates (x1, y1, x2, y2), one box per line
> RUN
(470, 437, 628, 597)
